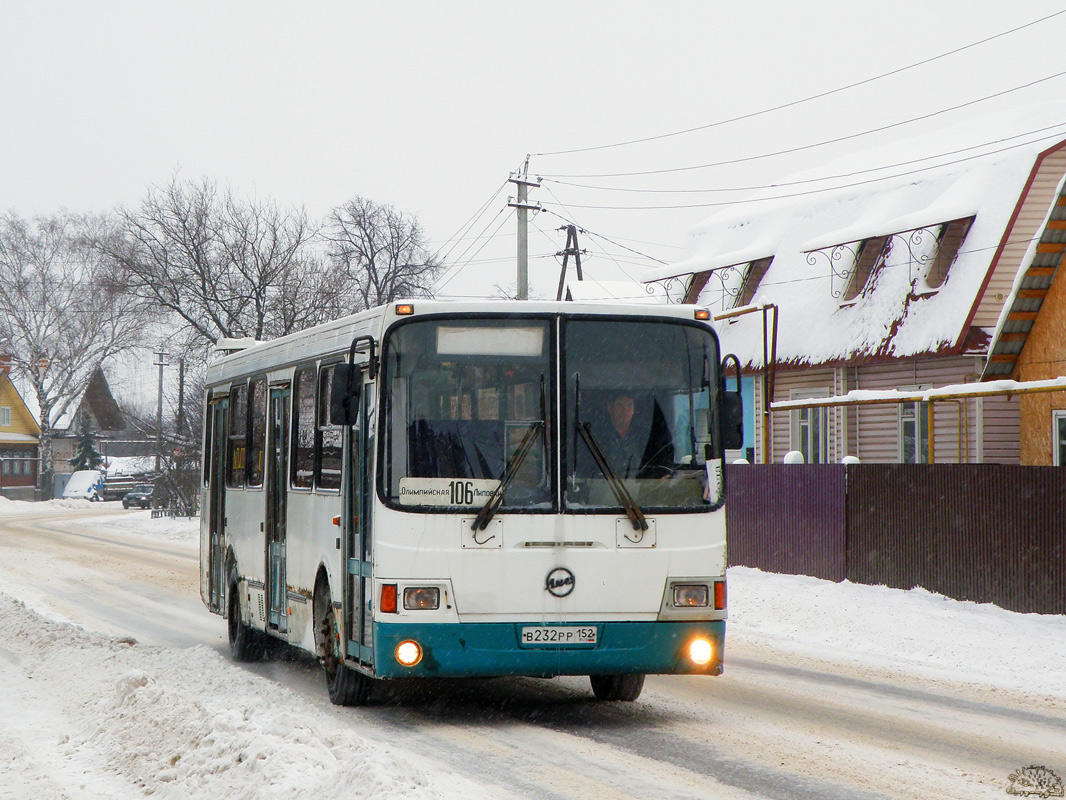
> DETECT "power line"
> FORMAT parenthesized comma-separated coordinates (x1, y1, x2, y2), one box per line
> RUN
(537, 125, 1066, 212)
(541, 70, 1066, 180)
(542, 122, 1066, 195)
(434, 206, 513, 293)
(533, 9, 1066, 158)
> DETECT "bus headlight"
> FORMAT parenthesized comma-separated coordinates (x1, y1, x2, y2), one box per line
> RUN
(673, 584, 709, 607)
(688, 638, 714, 666)
(395, 640, 423, 667)
(403, 587, 440, 610)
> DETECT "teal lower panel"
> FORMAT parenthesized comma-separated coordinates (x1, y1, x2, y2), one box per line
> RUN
(371, 620, 725, 679)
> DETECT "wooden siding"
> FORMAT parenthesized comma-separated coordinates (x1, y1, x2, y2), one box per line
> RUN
(1014, 229, 1066, 464)
(972, 148, 1066, 328)
(759, 356, 1018, 463)
(0, 376, 38, 440)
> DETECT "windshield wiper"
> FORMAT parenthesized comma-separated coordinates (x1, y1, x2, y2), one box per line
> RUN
(471, 419, 544, 531)
(577, 421, 648, 532)
(471, 376, 547, 532)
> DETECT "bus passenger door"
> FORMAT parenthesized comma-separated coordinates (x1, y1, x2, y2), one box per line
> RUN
(346, 378, 373, 663)
(207, 398, 228, 613)
(267, 384, 290, 633)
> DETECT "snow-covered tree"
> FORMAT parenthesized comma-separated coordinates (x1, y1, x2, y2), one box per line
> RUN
(69, 416, 104, 471)
(0, 212, 153, 497)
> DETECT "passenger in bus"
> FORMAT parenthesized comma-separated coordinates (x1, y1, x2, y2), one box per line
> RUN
(600, 393, 674, 479)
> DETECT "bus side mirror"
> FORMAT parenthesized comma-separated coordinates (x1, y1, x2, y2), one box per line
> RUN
(719, 353, 743, 451)
(720, 392, 743, 450)
(330, 364, 361, 426)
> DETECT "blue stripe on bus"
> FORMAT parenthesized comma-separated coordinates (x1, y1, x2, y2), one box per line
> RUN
(370, 620, 725, 679)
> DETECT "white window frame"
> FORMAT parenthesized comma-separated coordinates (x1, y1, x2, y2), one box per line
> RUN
(789, 389, 830, 464)
(0, 406, 10, 427)
(1053, 410, 1066, 466)
(899, 386, 930, 463)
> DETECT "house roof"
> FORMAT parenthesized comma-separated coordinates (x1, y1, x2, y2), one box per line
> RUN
(0, 370, 40, 442)
(564, 278, 667, 304)
(643, 103, 1066, 371)
(14, 364, 126, 432)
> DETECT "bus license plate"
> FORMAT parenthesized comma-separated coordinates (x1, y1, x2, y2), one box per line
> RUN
(520, 625, 597, 645)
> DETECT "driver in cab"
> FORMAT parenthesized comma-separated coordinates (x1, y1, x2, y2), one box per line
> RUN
(600, 394, 673, 480)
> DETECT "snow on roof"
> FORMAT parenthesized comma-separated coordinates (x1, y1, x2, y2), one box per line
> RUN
(646, 102, 1066, 369)
(564, 278, 667, 304)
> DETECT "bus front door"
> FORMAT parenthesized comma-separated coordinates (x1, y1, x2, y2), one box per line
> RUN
(347, 380, 372, 663)
(267, 384, 290, 633)
(207, 399, 228, 614)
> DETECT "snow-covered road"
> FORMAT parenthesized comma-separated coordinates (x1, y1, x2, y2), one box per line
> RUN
(0, 499, 1063, 799)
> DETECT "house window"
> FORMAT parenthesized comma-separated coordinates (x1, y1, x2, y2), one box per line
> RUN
(924, 217, 974, 290)
(789, 389, 830, 463)
(734, 257, 773, 308)
(900, 391, 930, 463)
(1054, 411, 1066, 466)
(0, 407, 10, 427)
(841, 236, 889, 302)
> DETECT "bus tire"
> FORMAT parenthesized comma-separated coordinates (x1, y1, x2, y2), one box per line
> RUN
(318, 594, 371, 706)
(227, 575, 264, 662)
(590, 673, 645, 701)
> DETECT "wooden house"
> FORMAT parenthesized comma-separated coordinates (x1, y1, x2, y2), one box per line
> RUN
(0, 364, 40, 500)
(643, 108, 1066, 464)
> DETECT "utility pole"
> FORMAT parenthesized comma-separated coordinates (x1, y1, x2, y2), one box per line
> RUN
(508, 157, 541, 300)
(555, 225, 586, 301)
(154, 347, 167, 474)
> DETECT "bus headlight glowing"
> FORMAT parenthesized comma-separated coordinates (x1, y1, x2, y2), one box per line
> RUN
(673, 584, 709, 607)
(395, 639, 423, 667)
(688, 638, 714, 666)
(403, 587, 440, 610)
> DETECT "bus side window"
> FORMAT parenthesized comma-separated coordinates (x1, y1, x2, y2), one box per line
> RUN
(227, 383, 248, 488)
(202, 398, 213, 487)
(247, 377, 267, 488)
(291, 367, 315, 489)
(316, 366, 342, 491)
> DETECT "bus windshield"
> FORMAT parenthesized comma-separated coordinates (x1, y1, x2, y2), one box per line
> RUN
(564, 318, 722, 511)
(382, 317, 554, 510)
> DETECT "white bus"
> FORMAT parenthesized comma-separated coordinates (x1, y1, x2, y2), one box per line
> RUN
(200, 300, 742, 704)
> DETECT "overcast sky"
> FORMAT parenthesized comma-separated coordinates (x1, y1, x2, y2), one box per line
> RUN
(4, 2, 1066, 332)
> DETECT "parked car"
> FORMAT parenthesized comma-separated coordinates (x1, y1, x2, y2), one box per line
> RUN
(122, 484, 154, 509)
(62, 470, 105, 501)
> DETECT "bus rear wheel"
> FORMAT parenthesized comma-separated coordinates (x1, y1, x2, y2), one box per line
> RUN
(227, 577, 264, 662)
(318, 597, 371, 706)
(590, 673, 645, 701)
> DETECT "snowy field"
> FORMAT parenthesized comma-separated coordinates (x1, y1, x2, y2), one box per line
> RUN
(1, 497, 1063, 799)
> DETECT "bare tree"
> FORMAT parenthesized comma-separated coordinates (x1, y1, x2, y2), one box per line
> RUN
(99, 177, 333, 345)
(0, 212, 153, 497)
(323, 195, 444, 309)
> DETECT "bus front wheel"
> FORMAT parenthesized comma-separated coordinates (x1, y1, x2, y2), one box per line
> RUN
(590, 674, 645, 701)
(317, 594, 371, 706)
(227, 575, 264, 662)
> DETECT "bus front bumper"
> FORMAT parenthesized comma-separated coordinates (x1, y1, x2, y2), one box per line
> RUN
(370, 620, 725, 679)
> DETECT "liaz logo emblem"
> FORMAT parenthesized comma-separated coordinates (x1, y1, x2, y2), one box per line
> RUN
(545, 567, 575, 597)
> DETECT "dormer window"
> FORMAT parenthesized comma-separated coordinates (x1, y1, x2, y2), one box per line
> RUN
(734, 257, 773, 308)
(841, 236, 890, 302)
(923, 217, 974, 290)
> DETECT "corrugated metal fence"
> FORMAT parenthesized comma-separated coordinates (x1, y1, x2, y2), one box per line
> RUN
(726, 463, 1066, 615)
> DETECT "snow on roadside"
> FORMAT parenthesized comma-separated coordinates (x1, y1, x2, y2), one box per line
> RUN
(0, 594, 491, 800)
(727, 565, 1066, 698)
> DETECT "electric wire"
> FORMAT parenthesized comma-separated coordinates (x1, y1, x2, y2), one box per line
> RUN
(541, 69, 1066, 180)
(434, 205, 513, 293)
(533, 9, 1066, 158)
(542, 122, 1066, 195)
(537, 124, 1066, 212)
